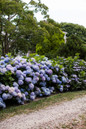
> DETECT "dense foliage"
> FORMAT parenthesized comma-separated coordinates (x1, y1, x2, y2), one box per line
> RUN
(0, 0, 49, 55)
(60, 22, 86, 43)
(0, 1, 86, 60)
(0, 1, 86, 109)
(0, 54, 86, 109)
(36, 20, 64, 58)
(54, 23, 86, 60)
(58, 35, 86, 60)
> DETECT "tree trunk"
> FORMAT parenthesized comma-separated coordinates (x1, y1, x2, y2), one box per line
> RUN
(0, 5, 5, 56)
(4, 15, 10, 55)
(4, 32, 9, 54)
(0, 17, 5, 56)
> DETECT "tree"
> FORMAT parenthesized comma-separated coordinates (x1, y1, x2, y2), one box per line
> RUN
(58, 34, 85, 58)
(0, 0, 26, 55)
(36, 19, 64, 58)
(0, 0, 49, 55)
(60, 22, 86, 43)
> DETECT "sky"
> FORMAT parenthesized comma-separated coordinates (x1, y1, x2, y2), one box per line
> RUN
(23, 0, 86, 28)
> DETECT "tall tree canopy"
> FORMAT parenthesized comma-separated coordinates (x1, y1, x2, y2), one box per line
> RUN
(36, 19, 64, 58)
(0, 0, 49, 55)
(60, 22, 86, 44)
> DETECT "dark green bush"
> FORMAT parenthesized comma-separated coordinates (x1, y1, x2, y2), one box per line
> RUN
(58, 35, 86, 60)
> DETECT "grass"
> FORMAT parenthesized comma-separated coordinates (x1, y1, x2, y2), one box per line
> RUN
(0, 90, 86, 121)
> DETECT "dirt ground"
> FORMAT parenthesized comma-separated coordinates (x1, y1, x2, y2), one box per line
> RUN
(0, 96, 86, 129)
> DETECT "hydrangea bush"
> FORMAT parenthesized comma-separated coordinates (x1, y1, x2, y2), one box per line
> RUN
(54, 54, 86, 90)
(0, 54, 86, 109)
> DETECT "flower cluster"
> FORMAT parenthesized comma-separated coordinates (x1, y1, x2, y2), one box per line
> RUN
(0, 54, 86, 109)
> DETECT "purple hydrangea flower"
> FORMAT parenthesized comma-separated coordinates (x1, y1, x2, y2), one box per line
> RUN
(30, 95, 35, 100)
(62, 76, 67, 83)
(24, 91, 29, 96)
(25, 77, 32, 83)
(7, 93, 12, 99)
(19, 75, 24, 80)
(11, 91, 17, 97)
(41, 76, 46, 81)
(59, 85, 63, 92)
(20, 88, 24, 92)
(4, 57, 10, 63)
(52, 79, 56, 83)
(29, 83, 34, 90)
(35, 72, 40, 76)
(30, 92, 36, 100)
(32, 65, 39, 71)
(13, 82, 19, 87)
(40, 82, 46, 87)
(47, 77, 50, 81)
(26, 69, 32, 74)
(1, 56, 4, 60)
(30, 92, 35, 96)
(41, 87, 51, 96)
(0, 101, 6, 108)
(16, 70, 22, 77)
(18, 80, 24, 85)
(46, 69, 53, 75)
(83, 80, 86, 83)
(6, 64, 14, 72)
(5, 85, 10, 90)
(2, 93, 8, 100)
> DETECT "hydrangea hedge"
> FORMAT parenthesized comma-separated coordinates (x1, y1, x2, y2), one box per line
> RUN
(0, 54, 86, 109)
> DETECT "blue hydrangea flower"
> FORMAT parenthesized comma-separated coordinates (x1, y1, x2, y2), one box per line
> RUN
(6, 64, 14, 71)
(24, 91, 29, 96)
(32, 65, 39, 71)
(30, 92, 35, 96)
(23, 71, 27, 74)
(19, 75, 24, 80)
(1, 60, 5, 65)
(22, 94, 26, 101)
(16, 70, 22, 77)
(0, 101, 6, 108)
(25, 77, 32, 83)
(7, 93, 12, 99)
(46, 69, 53, 75)
(30, 92, 36, 100)
(41, 76, 46, 81)
(13, 82, 19, 87)
(35, 88, 41, 95)
(2, 93, 8, 100)
(1, 56, 4, 60)
(35, 72, 40, 76)
(11, 91, 17, 97)
(62, 76, 67, 83)
(41, 87, 51, 96)
(4, 57, 10, 63)
(40, 82, 46, 87)
(13, 67, 17, 71)
(59, 85, 63, 92)
(33, 76, 39, 82)
(56, 67, 59, 72)
(18, 80, 24, 85)
(29, 83, 34, 90)
(26, 69, 32, 74)
(47, 77, 50, 81)
(40, 69, 45, 74)
(30, 95, 35, 100)
(52, 79, 56, 83)
(15, 87, 20, 93)
(39, 93, 43, 97)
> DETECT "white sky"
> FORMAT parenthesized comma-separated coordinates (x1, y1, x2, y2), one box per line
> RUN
(23, 0, 86, 27)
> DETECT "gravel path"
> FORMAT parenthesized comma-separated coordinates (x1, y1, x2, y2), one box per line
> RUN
(0, 96, 86, 129)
